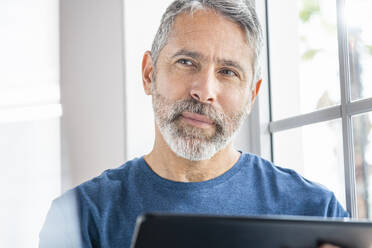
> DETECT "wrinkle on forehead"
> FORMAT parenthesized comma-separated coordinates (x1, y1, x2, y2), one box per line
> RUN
(159, 8, 255, 84)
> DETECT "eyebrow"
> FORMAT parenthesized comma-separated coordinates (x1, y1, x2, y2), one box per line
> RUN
(171, 49, 205, 61)
(217, 59, 245, 75)
(171, 49, 246, 74)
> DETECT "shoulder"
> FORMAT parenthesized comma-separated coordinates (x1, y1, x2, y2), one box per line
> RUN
(241, 152, 330, 192)
(39, 189, 82, 247)
(240, 153, 349, 217)
(40, 157, 145, 247)
(47, 156, 145, 215)
(73, 156, 145, 202)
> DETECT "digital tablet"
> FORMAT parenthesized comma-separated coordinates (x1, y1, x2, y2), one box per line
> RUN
(130, 213, 372, 248)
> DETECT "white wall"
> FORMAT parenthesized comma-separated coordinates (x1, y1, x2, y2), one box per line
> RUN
(124, 0, 172, 160)
(60, 0, 126, 191)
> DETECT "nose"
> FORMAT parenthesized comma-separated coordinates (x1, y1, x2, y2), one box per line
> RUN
(190, 68, 217, 104)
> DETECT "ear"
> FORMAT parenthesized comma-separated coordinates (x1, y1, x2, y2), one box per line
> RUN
(142, 51, 154, 95)
(250, 79, 262, 104)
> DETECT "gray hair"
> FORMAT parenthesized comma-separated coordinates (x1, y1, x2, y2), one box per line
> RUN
(150, 0, 263, 87)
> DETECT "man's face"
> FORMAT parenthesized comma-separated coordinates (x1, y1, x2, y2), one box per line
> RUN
(146, 9, 258, 161)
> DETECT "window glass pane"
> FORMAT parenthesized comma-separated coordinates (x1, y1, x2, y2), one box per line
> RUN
(352, 112, 372, 219)
(0, 119, 61, 248)
(273, 119, 346, 208)
(0, 0, 60, 247)
(0, 0, 59, 108)
(268, 0, 340, 121)
(346, 0, 372, 101)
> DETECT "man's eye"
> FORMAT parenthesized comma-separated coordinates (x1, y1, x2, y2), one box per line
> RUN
(220, 69, 238, 77)
(177, 59, 193, 66)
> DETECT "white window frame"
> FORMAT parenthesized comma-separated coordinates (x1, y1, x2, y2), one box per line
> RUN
(252, 0, 372, 218)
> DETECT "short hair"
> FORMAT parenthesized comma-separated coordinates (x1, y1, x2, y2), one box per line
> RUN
(150, 0, 263, 87)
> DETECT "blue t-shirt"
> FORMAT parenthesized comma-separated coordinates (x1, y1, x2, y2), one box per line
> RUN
(39, 152, 349, 248)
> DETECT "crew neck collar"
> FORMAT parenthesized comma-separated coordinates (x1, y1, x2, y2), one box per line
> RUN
(140, 152, 247, 191)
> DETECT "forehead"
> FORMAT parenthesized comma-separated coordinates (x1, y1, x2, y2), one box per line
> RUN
(163, 9, 254, 70)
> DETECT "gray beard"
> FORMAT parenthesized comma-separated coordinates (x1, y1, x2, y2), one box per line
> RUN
(159, 118, 231, 161)
(151, 85, 248, 161)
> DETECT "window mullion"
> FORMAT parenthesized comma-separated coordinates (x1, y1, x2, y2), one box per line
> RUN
(336, 0, 358, 218)
(269, 106, 342, 133)
(346, 97, 372, 116)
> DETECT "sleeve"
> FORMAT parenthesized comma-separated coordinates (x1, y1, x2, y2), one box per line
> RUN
(326, 193, 350, 218)
(39, 191, 82, 248)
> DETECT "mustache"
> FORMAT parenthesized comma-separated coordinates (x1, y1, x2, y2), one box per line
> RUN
(167, 98, 225, 131)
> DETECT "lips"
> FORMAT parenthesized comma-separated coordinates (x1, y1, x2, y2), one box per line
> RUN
(181, 112, 214, 125)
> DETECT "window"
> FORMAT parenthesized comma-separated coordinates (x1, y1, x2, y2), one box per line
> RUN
(0, 0, 61, 247)
(262, 0, 372, 218)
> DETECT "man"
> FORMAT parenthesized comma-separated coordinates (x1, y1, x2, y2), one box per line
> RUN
(39, 0, 348, 247)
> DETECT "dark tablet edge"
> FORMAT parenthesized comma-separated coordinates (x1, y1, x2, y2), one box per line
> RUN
(130, 212, 371, 248)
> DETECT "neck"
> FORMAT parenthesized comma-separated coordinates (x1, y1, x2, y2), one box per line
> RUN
(144, 125, 241, 182)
